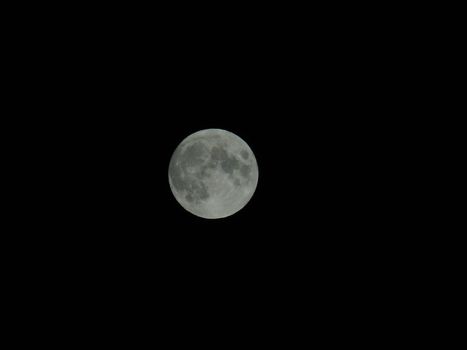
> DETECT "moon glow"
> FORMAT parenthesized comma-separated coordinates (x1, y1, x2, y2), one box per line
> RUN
(168, 129, 259, 219)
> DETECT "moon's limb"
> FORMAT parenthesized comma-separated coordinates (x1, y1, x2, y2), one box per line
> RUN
(168, 129, 258, 219)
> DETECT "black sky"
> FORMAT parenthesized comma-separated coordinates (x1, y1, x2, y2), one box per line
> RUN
(27, 10, 395, 267)
(15, 7, 405, 337)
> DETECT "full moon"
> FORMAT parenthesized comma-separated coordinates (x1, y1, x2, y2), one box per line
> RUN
(168, 129, 259, 219)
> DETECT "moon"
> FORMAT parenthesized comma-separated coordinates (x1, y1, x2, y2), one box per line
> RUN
(168, 129, 259, 219)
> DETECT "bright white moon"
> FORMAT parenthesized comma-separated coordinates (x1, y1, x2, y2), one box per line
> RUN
(168, 129, 259, 219)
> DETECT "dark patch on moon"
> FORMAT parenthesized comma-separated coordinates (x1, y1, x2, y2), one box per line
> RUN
(196, 165, 211, 180)
(211, 146, 228, 162)
(210, 145, 240, 174)
(221, 155, 240, 174)
(233, 178, 241, 187)
(183, 179, 209, 203)
(182, 142, 207, 167)
(192, 181, 209, 202)
(206, 159, 217, 169)
(240, 150, 249, 160)
(240, 164, 251, 178)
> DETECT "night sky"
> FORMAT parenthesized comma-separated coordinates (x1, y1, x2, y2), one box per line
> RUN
(15, 6, 404, 340)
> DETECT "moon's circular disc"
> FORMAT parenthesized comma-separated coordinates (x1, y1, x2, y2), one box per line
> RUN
(168, 129, 259, 219)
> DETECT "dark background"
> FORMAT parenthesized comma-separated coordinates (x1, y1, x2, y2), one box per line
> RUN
(9, 5, 412, 341)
